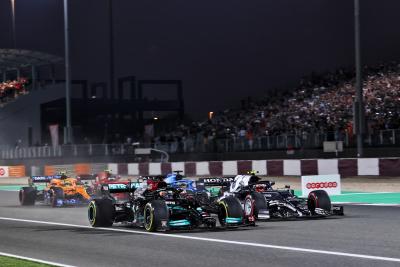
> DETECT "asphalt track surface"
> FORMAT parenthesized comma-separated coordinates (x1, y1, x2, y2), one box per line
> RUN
(0, 191, 400, 267)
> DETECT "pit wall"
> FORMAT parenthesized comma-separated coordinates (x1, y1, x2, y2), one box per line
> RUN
(1, 158, 399, 178)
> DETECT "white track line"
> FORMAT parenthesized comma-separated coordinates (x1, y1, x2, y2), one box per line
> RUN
(0, 251, 76, 267)
(1, 217, 400, 263)
(333, 202, 400, 207)
(334, 192, 394, 196)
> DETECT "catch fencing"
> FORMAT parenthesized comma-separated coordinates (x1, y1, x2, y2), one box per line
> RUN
(1, 129, 400, 160)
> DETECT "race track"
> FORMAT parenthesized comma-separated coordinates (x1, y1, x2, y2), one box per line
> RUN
(0, 190, 400, 267)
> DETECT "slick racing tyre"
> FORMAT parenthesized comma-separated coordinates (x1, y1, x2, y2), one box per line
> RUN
(50, 187, 65, 207)
(19, 187, 36, 206)
(250, 192, 268, 219)
(143, 200, 169, 232)
(308, 190, 331, 215)
(218, 196, 243, 227)
(88, 199, 115, 227)
(243, 195, 256, 226)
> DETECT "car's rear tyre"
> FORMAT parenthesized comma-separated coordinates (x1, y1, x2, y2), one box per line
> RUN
(19, 187, 36, 206)
(143, 200, 169, 232)
(308, 190, 331, 215)
(250, 192, 268, 219)
(50, 187, 65, 207)
(88, 199, 115, 227)
(218, 196, 243, 227)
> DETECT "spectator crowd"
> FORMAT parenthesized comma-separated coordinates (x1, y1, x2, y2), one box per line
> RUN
(0, 78, 28, 105)
(150, 62, 400, 151)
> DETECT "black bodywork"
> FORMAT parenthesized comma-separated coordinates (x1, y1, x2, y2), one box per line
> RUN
(248, 178, 344, 219)
(89, 178, 249, 231)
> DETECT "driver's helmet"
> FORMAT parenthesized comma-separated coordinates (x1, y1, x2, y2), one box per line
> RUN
(177, 181, 188, 189)
(50, 179, 61, 186)
(58, 171, 68, 180)
(255, 184, 267, 192)
(164, 173, 176, 184)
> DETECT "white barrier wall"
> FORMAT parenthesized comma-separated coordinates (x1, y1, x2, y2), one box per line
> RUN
(196, 162, 209, 176)
(171, 162, 185, 174)
(107, 163, 118, 173)
(358, 158, 379, 176)
(222, 161, 237, 176)
(317, 159, 339, 175)
(15, 157, 400, 177)
(252, 160, 267, 175)
(149, 163, 161, 175)
(283, 160, 301, 176)
(128, 163, 139, 175)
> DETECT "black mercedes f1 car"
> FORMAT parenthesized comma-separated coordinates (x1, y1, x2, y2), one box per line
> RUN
(88, 177, 255, 232)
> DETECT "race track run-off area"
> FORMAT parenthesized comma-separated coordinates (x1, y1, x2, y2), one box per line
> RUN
(0, 190, 400, 267)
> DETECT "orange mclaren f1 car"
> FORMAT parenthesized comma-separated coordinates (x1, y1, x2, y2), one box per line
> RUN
(19, 173, 92, 207)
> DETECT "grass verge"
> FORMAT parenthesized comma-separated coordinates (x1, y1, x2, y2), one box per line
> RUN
(0, 255, 54, 267)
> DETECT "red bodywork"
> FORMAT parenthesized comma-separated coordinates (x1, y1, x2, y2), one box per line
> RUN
(84, 172, 130, 200)
(146, 179, 167, 191)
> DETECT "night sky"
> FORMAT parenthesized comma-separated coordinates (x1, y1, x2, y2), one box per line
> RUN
(1, 0, 400, 119)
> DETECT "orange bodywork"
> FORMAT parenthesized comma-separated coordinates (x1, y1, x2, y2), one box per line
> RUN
(46, 177, 91, 200)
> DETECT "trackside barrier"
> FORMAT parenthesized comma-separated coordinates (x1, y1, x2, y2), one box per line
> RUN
(8, 166, 26, 177)
(122, 158, 398, 177)
(0, 166, 10, 177)
(3, 157, 400, 177)
(75, 164, 90, 175)
(0, 165, 25, 177)
(31, 166, 42, 176)
(301, 174, 341, 197)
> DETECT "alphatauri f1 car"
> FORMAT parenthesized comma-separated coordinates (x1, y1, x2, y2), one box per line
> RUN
(228, 174, 344, 219)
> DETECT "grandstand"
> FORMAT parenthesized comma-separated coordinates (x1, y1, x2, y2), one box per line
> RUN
(1, 60, 400, 163)
(149, 62, 400, 155)
(1, 55, 400, 162)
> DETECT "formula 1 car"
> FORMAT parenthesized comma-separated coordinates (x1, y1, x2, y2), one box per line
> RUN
(196, 177, 270, 220)
(81, 170, 127, 198)
(164, 171, 197, 191)
(88, 176, 254, 232)
(19, 174, 92, 207)
(163, 171, 259, 222)
(228, 174, 344, 219)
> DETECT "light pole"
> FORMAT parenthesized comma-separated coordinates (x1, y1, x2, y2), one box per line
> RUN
(354, 0, 364, 157)
(10, 0, 16, 48)
(108, 0, 115, 99)
(64, 0, 72, 144)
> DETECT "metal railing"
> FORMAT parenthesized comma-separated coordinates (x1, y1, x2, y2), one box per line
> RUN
(1, 129, 400, 159)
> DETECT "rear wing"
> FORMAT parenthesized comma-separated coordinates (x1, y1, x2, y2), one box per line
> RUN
(103, 183, 136, 193)
(139, 175, 166, 181)
(257, 180, 275, 187)
(76, 174, 96, 181)
(30, 175, 62, 184)
(197, 177, 234, 188)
